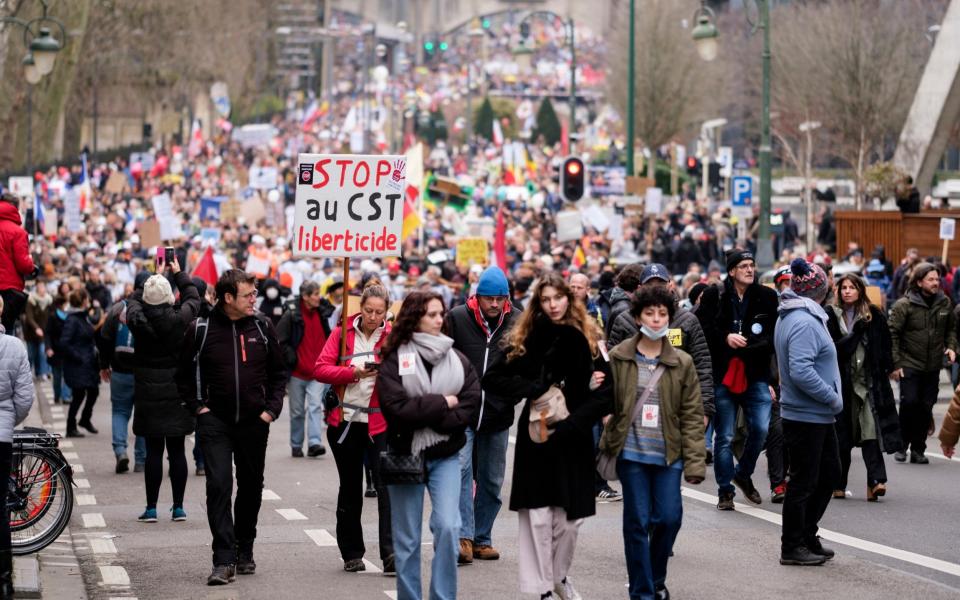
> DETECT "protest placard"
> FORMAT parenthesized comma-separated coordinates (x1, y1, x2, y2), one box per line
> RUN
(220, 199, 242, 222)
(44, 212, 58, 237)
(138, 220, 162, 249)
(455, 238, 489, 268)
(292, 154, 406, 258)
(104, 172, 128, 194)
(64, 189, 82, 233)
(644, 187, 664, 215)
(240, 196, 266, 225)
(151, 193, 181, 240)
(200, 227, 221, 246)
(249, 167, 278, 190)
(7, 177, 33, 198)
(555, 210, 584, 243)
(200, 196, 226, 221)
(130, 152, 155, 171)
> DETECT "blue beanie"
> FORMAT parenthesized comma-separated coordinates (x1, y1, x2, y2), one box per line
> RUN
(476, 266, 509, 297)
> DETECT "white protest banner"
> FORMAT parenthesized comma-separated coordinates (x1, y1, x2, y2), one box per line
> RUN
(555, 210, 584, 243)
(644, 187, 663, 215)
(292, 154, 406, 258)
(249, 166, 278, 190)
(151, 193, 181, 241)
(44, 212, 58, 237)
(64, 189, 82, 233)
(940, 218, 956, 241)
(7, 177, 33, 198)
(580, 204, 611, 233)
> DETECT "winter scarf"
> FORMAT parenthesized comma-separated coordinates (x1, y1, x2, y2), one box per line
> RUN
(399, 332, 464, 456)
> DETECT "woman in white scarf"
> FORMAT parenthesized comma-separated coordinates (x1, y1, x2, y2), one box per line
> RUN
(378, 291, 480, 600)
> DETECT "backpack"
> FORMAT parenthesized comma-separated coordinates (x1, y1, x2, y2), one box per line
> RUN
(115, 301, 134, 357)
(192, 314, 271, 406)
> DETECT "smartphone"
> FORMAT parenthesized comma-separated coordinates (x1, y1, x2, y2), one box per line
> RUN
(364, 361, 380, 371)
(164, 247, 175, 265)
(155, 246, 166, 270)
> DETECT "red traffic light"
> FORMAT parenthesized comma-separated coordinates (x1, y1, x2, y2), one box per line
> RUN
(687, 156, 697, 169)
(560, 156, 585, 202)
(566, 161, 581, 176)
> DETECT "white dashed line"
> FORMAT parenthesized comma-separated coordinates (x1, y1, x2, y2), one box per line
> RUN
(89, 537, 118, 555)
(384, 592, 398, 599)
(262, 489, 280, 500)
(74, 478, 90, 489)
(42, 561, 79, 567)
(82, 513, 106, 528)
(76, 494, 97, 506)
(58, 440, 73, 448)
(275, 508, 307, 520)
(99, 565, 130, 585)
(62, 451, 79, 460)
(360, 558, 382, 573)
(305, 529, 337, 546)
(72, 464, 84, 473)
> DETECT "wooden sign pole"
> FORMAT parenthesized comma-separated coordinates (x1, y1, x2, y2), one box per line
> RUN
(942, 239, 950, 265)
(339, 258, 351, 363)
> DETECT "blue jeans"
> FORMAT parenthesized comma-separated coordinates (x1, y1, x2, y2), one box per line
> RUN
(458, 427, 509, 546)
(618, 459, 683, 600)
(714, 382, 771, 496)
(705, 420, 714, 453)
(288, 376, 325, 449)
(51, 364, 71, 403)
(26, 341, 49, 377)
(389, 454, 461, 600)
(110, 372, 145, 464)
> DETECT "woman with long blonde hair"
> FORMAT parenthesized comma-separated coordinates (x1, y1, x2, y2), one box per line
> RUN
(483, 273, 611, 600)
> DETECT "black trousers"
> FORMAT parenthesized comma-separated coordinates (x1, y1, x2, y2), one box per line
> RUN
(765, 401, 787, 489)
(328, 422, 393, 561)
(781, 419, 840, 551)
(144, 436, 188, 509)
(898, 369, 940, 454)
(67, 386, 98, 431)
(196, 413, 269, 566)
(0, 442, 10, 552)
(0, 289, 27, 334)
(834, 406, 886, 489)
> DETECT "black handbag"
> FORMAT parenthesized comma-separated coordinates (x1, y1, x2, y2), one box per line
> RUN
(379, 450, 425, 485)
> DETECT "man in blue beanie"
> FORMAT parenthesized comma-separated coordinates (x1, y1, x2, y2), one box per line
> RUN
(445, 265, 518, 565)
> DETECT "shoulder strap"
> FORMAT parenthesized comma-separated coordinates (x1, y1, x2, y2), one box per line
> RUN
(628, 364, 666, 424)
(194, 317, 209, 406)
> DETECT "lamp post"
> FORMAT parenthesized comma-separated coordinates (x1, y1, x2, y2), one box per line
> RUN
(693, 0, 774, 270)
(626, 0, 636, 176)
(465, 18, 486, 156)
(513, 10, 576, 148)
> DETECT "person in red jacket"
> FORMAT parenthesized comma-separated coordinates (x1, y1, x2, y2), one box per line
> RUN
(314, 283, 394, 574)
(0, 194, 36, 332)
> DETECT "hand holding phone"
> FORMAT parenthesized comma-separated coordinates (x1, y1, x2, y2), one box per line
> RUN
(364, 361, 380, 371)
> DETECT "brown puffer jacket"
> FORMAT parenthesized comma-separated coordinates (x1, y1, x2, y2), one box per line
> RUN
(938, 386, 960, 449)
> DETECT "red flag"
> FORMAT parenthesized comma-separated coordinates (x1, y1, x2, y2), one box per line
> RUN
(494, 204, 507, 270)
(192, 246, 218, 287)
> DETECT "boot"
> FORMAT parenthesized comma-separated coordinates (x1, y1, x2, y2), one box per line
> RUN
(0, 549, 14, 600)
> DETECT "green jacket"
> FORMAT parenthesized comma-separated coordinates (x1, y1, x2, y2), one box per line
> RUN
(888, 290, 957, 372)
(599, 334, 706, 481)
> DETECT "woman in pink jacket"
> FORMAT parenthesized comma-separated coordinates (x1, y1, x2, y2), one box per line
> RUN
(314, 284, 394, 573)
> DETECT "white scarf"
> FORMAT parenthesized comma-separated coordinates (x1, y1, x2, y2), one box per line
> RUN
(399, 332, 465, 456)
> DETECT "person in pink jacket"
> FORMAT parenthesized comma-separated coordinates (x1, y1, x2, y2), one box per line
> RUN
(314, 283, 394, 574)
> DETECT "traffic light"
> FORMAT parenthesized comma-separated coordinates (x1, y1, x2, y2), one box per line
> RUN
(519, 21, 531, 39)
(424, 40, 435, 54)
(439, 40, 449, 52)
(482, 18, 491, 29)
(686, 156, 701, 178)
(560, 156, 585, 202)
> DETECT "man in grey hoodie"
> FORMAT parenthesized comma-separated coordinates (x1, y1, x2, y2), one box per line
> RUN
(774, 258, 842, 567)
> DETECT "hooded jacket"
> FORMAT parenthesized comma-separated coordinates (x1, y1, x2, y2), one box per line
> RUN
(888, 289, 957, 373)
(23, 291, 51, 343)
(774, 289, 842, 424)
(0, 325, 34, 443)
(599, 287, 632, 337)
(0, 202, 34, 292)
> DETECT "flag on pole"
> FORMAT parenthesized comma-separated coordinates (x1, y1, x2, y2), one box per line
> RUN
(188, 119, 204, 159)
(76, 153, 91, 212)
(493, 204, 507, 270)
(192, 246, 218, 287)
(302, 100, 329, 131)
(571, 244, 586, 270)
(492, 119, 504, 147)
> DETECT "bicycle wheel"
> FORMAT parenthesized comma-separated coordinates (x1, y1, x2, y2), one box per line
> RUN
(9, 448, 73, 555)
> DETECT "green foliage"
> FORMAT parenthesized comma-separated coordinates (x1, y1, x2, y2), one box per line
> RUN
(474, 97, 495, 139)
(864, 161, 908, 201)
(532, 98, 562, 146)
(474, 96, 518, 140)
(234, 94, 285, 125)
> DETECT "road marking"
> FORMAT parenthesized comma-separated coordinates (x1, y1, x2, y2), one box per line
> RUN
(62, 451, 79, 460)
(72, 464, 84, 473)
(58, 440, 73, 448)
(108, 597, 138, 600)
(384, 592, 398, 599)
(305, 529, 337, 546)
(99, 565, 130, 586)
(508, 435, 516, 445)
(42, 561, 79, 567)
(262, 489, 281, 501)
(82, 513, 106, 528)
(275, 508, 307, 520)
(681, 487, 960, 578)
(89, 538, 117, 555)
(74, 478, 90, 489)
(76, 494, 97, 506)
(361, 558, 382, 573)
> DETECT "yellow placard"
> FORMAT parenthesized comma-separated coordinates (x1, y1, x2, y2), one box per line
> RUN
(455, 238, 489, 268)
(668, 328, 683, 347)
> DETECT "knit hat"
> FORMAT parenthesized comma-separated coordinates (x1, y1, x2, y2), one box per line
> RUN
(476, 266, 509, 297)
(143, 274, 175, 306)
(134, 271, 152, 291)
(725, 249, 755, 273)
(789, 258, 828, 302)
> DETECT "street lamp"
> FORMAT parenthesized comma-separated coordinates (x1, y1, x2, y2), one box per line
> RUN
(692, 0, 775, 270)
(22, 53, 42, 86)
(29, 27, 61, 75)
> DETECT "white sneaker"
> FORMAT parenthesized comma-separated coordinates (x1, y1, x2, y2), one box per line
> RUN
(554, 578, 583, 600)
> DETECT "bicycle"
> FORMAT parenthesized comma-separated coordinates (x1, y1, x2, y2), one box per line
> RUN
(8, 427, 74, 555)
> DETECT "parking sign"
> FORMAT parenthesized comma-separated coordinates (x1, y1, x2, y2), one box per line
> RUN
(732, 176, 752, 207)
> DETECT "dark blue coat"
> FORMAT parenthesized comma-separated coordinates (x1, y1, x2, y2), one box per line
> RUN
(60, 311, 99, 389)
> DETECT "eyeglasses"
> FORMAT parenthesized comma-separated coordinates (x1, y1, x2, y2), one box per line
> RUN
(237, 290, 258, 300)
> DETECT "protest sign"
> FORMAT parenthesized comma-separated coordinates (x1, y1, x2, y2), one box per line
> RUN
(555, 210, 584, 243)
(7, 177, 33, 198)
(644, 187, 663, 215)
(580, 204, 611, 233)
(130, 152, 155, 171)
(456, 238, 489, 268)
(588, 166, 626, 197)
(151, 193, 181, 240)
(232, 124, 276, 149)
(292, 154, 406, 258)
(220, 198, 242, 222)
(625, 176, 655, 196)
(138, 220, 162, 249)
(64, 189, 82, 233)
(249, 166, 278, 190)
(246, 254, 271, 278)
(200, 228, 221, 246)
(240, 197, 266, 225)
(104, 172, 128, 194)
(44, 212, 58, 237)
(200, 196, 226, 220)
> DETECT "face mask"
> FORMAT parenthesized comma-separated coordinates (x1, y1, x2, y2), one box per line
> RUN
(641, 324, 669, 340)
(265, 288, 279, 300)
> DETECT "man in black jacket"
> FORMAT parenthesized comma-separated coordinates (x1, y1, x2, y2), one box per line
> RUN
(176, 269, 287, 586)
(445, 266, 517, 565)
(698, 249, 778, 511)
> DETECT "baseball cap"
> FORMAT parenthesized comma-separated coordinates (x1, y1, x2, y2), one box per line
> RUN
(641, 263, 671, 284)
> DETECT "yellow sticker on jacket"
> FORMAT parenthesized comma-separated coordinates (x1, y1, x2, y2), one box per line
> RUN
(668, 328, 683, 347)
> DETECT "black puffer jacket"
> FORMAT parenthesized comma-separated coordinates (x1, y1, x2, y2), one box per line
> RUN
(276, 295, 334, 370)
(59, 310, 99, 390)
(608, 305, 715, 418)
(126, 271, 201, 437)
(599, 287, 632, 338)
(444, 299, 517, 432)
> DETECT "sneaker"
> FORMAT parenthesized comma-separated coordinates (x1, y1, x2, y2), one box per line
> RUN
(717, 492, 735, 511)
(134, 463, 145, 473)
(307, 445, 327, 457)
(655, 585, 671, 600)
(806, 536, 835, 560)
(473, 544, 500, 560)
(832, 489, 846, 499)
(780, 545, 828, 566)
(236, 551, 256, 575)
(553, 577, 583, 600)
(867, 482, 886, 502)
(343, 558, 366, 572)
(115, 457, 130, 474)
(771, 482, 786, 504)
(195, 466, 206, 476)
(382, 554, 395, 575)
(291, 447, 304, 458)
(65, 429, 85, 438)
(458, 538, 474, 565)
(894, 451, 907, 463)
(171, 506, 187, 522)
(138, 508, 158, 523)
(207, 564, 236, 585)
(910, 451, 929, 464)
(596, 485, 622, 502)
(733, 475, 762, 504)
(78, 420, 98, 434)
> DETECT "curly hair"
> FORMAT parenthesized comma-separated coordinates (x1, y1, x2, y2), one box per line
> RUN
(630, 284, 676, 322)
(503, 272, 600, 361)
(381, 290, 446, 355)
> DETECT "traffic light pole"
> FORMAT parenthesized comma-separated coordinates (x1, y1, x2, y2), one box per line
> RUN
(626, 0, 636, 176)
(569, 19, 576, 146)
(756, 0, 774, 270)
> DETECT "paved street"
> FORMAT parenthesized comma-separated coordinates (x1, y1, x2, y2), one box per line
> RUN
(34, 379, 960, 600)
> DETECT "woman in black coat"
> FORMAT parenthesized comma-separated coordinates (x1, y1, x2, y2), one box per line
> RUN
(60, 289, 100, 437)
(126, 260, 200, 522)
(483, 273, 611, 600)
(827, 273, 902, 502)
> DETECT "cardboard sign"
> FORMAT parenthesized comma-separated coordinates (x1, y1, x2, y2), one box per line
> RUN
(7, 177, 33, 198)
(44, 212, 58, 237)
(625, 176, 655, 196)
(940, 218, 956, 241)
(249, 167, 278, 190)
(200, 227, 221, 246)
(240, 197, 266, 225)
(138, 220, 162, 249)
(644, 187, 663, 215)
(220, 199, 242, 222)
(104, 172, 128, 195)
(456, 238, 489, 268)
(130, 152, 155, 170)
(292, 154, 406, 258)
